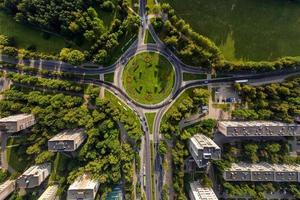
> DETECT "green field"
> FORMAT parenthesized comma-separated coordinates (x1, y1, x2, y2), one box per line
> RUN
(145, 29, 156, 44)
(161, 0, 300, 61)
(0, 12, 71, 53)
(122, 52, 175, 104)
(145, 112, 156, 134)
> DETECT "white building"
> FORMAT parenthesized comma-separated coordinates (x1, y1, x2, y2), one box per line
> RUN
(0, 114, 35, 133)
(218, 121, 300, 137)
(17, 163, 51, 189)
(189, 181, 218, 200)
(0, 180, 15, 200)
(188, 134, 221, 168)
(224, 162, 300, 182)
(67, 174, 100, 200)
(48, 129, 87, 152)
(38, 185, 58, 200)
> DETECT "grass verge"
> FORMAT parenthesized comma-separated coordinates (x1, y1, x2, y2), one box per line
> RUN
(145, 29, 156, 44)
(104, 72, 115, 83)
(145, 113, 156, 134)
(183, 73, 207, 81)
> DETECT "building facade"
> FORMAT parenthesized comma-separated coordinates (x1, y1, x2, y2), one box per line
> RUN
(224, 162, 300, 182)
(218, 121, 300, 137)
(188, 134, 221, 168)
(189, 181, 218, 200)
(67, 174, 100, 200)
(0, 114, 35, 133)
(17, 163, 51, 189)
(0, 180, 15, 200)
(48, 129, 87, 152)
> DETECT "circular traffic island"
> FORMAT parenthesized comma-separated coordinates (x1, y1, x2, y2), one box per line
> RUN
(122, 52, 175, 105)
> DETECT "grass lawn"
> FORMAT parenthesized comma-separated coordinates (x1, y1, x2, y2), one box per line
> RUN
(183, 73, 207, 81)
(122, 52, 175, 105)
(160, 0, 300, 61)
(145, 112, 156, 134)
(0, 12, 71, 53)
(104, 72, 115, 83)
(6, 136, 34, 173)
(144, 29, 156, 44)
(105, 90, 139, 123)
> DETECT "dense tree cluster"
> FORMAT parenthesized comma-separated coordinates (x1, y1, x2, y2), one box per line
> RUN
(222, 141, 294, 164)
(216, 56, 300, 73)
(233, 77, 300, 122)
(0, 0, 140, 65)
(0, 80, 141, 198)
(153, 3, 221, 68)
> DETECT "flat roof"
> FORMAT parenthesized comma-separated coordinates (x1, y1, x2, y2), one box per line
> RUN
(69, 174, 99, 190)
(0, 180, 15, 192)
(38, 185, 58, 200)
(219, 121, 298, 127)
(190, 181, 218, 200)
(0, 114, 33, 122)
(22, 163, 50, 176)
(228, 162, 300, 172)
(190, 134, 220, 150)
(49, 129, 84, 141)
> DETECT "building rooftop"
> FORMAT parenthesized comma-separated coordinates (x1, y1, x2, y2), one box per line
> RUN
(219, 121, 298, 127)
(49, 129, 84, 141)
(0, 180, 15, 192)
(38, 185, 58, 200)
(190, 181, 218, 200)
(228, 162, 300, 172)
(69, 174, 98, 190)
(190, 134, 220, 150)
(0, 114, 33, 122)
(22, 163, 50, 176)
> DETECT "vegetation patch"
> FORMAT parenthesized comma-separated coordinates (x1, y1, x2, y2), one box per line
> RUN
(183, 73, 207, 81)
(145, 112, 156, 134)
(104, 72, 115, 83)
(144, 29, 156, 44)
(122, 52, 175, 104)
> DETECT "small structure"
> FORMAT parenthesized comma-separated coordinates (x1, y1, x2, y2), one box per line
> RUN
(0, 180, 15, 200)
(224, 162, 300, 182)
(48, 129, 87, 152)
(67, 174, 100, 200)
(17, 163, 51, 189)
(189, 181, 218, 200)
(0, 114, 35, 133)
(218, 121, 300, 137)
(188, 134, 221, 168)
(38, 185, 58, 200)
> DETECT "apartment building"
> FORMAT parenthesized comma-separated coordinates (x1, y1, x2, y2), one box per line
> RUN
(0, 180, 15, 200)
(0, 114, 35, 133)
(48, 129, 87, 152)
(189, 181, 218, 200)
(17, 163, 51, 189)
(218, 121, 300, 137)
(38, 185, 58, 200)
(188, 134, 221, 168)
(224, 162, 300, 182)
(67, 174, 100, 200)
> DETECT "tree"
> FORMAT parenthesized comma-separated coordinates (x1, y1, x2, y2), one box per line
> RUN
(244, 144, 259, 163)
(59, 48, 85, 65)
(0, 34, 9, 45)
(158, 141, 167, 155)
